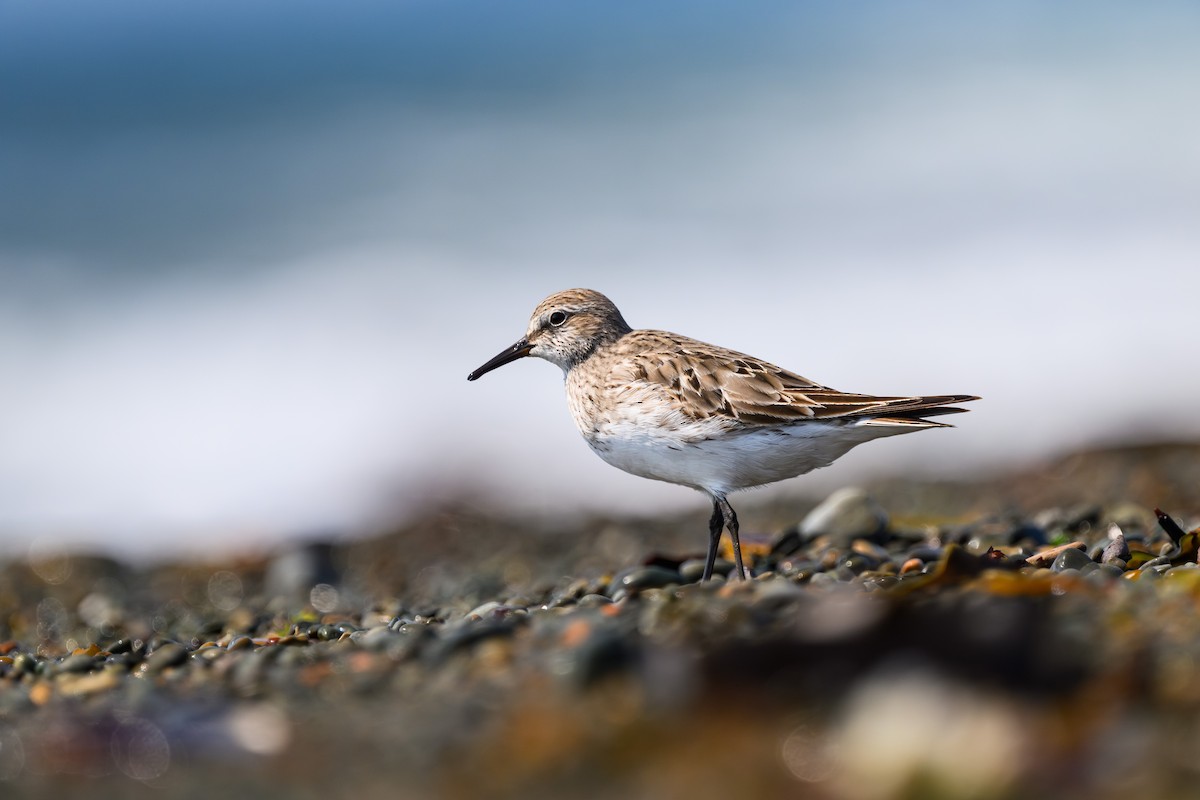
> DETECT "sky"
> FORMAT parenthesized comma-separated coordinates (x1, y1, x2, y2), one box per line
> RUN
(2, 1, 1199, 556)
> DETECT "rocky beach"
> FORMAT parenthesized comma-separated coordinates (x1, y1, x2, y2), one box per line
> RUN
(3, 441, 1200, 799)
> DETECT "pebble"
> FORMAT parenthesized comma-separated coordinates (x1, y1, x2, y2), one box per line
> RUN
(11, 653, 35, 675)
(142, 643, 189, 674)
(1052, 547, 1094, 572)
(107, 638, 138, 655)
(55, 653, 99, 675)
(679, 558, 733, 583)
(227, 636, 254, 651)
(1101, 530, 1131, 565)
(841, 553, 880, 574)
(314, 625, 341, 641)
(798, 488, 889, 545)
(611, 566, 681, 596)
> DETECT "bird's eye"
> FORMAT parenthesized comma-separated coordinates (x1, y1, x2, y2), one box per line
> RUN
(549, 310, 568, 327)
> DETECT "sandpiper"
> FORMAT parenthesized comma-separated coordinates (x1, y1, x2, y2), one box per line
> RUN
(468, 289, 977, 581)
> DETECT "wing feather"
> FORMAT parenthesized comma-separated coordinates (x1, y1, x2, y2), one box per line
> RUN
(609, 330, 977, 427)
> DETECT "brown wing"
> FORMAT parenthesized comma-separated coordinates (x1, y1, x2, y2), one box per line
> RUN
(612, 330, 977, 427)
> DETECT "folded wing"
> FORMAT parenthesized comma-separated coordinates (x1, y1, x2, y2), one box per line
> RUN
(615, 331, 977, 428)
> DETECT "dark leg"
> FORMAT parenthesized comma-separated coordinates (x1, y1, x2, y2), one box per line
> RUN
(702, 498, 723, 581)
(716, 496, 746, 580)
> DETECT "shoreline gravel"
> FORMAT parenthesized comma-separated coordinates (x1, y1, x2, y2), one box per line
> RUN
(3, 441, 1200, 799)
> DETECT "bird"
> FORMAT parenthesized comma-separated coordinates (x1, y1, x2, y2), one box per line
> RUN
(467, 289, 977, 582)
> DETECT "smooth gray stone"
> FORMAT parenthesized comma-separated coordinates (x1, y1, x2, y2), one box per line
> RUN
(798, 487, 888, 545)
(1051, 547, 1093, 572)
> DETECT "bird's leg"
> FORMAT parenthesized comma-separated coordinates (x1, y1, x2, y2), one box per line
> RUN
(717, 496, 747, 580)
(702, 498, 724, 581)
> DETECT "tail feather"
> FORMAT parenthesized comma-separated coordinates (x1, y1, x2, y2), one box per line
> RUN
(853, 393, 979, 429)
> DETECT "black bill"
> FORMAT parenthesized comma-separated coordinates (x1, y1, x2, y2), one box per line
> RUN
(467, 338, 533, 381)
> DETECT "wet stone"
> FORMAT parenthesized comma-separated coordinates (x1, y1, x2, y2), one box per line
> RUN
(1052, 547, 1094, 572)
(678, 559, 705, 584)
(776, 559, 817, 580)
(106, 638, 138, 655)
(55, 653, 99, 675)
(840, 553, 879, 574)
(611, 566, 681, 595)
(192, 647, 225, 663)
(679, 559, 732, 583)
(143, 643, 189, 674)
(1165, 564, 1200, 580)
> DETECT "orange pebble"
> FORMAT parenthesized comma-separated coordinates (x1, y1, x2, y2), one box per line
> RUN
(560, 619, 592, 648)
(900, 558, 924, 575)
(30, 682, 52, 706)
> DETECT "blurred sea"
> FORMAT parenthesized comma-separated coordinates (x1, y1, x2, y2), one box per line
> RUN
(2, 1, 1199, 555)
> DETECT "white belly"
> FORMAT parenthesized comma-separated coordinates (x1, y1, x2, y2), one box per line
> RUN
(581, 415, 901, 495)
